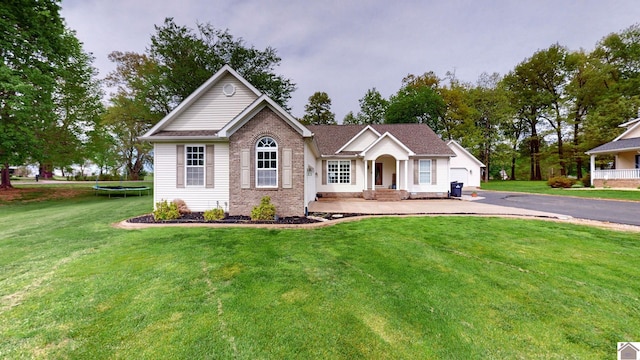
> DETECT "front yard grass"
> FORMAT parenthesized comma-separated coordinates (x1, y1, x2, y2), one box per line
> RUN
(0, 191, 639, 359)
(481, 180, 640, 201)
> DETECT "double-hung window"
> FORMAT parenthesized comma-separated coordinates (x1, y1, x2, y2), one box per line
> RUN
(256, 137, 278, 187)
(186, 146, 205, 186)
(419, 159, 431, 184)
(327, 160, 350, 184)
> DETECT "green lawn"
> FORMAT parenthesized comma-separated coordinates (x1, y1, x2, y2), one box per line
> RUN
(481, 180, 640, 201)
(1, 189, 639, 359)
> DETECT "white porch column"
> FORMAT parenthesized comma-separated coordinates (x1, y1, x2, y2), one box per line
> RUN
(396, 159, 400, 189)
(590, 154, 596, 185)
(364, 159, 368, 191)
(405, 160, 409, 190)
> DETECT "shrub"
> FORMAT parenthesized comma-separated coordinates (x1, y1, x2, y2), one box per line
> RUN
(547, 176, 577, 188)
(204, 207, 225, 221)
(251, 196, 276, 221)
(580, 173, 591, 187)
(153, 200, 180, 221)
(173, 199, 191, 214)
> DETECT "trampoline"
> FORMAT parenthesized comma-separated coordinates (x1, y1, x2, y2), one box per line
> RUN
(92, 185, 151, 198)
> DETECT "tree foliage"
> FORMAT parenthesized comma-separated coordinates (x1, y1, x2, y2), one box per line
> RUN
(301, 91, 336, 125)
(150, 18, 295, 110)
(0, 0, 101, 188)
(385, 75, 446, 132)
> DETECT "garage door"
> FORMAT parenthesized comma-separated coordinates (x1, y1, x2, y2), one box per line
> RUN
(450, 168, 468, 185)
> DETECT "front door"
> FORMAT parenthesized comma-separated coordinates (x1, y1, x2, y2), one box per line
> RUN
(375, 163, 383, 186)
(636, 154, 640, 169)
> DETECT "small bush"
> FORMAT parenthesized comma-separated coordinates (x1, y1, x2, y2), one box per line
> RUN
(580, 173, 591, 187)
(547, 176, 577, 188)
(153, 200, 181, 221)
(204, 207, 225, 221)
(251, 196, 276, 221)
(173, 199, 191, 214)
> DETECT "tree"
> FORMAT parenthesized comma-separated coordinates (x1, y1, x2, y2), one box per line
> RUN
(356, 88, 388, 124)
(385, 77, 446, 133)
(342, 111, 358, 124)
(105, 52, 164, 180)
(301, 91, 336, 125)
(0, 0, 94, 189)
(35, 29, 104, 178)
(149, 18, 295, 110)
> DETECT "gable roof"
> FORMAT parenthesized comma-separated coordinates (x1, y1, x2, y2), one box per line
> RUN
(307, 124, 455, 156)
(586, 137, 640, 155)
(447, 140, 485, 167)
(140, 65, 262, 140)
(615, 117, 640, 141)
(218, 95, 312, 138)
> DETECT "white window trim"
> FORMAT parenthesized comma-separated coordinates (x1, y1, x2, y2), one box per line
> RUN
(327, 160, 350, 184)
(185, 145, 205, 187)
(419, 159, 431, 185)
(256, 137, 278, 188)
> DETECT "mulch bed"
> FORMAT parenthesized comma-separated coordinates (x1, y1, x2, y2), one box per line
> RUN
(127, 212, 364, 225)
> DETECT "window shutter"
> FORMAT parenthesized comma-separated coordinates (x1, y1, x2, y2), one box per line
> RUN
(432, 159, 437, 185)
(283, 148, 292, 188)
(413, 159, 419, 185)
(322, 160, 327, 185)
(176, 145, 185, 188)
(206, 145, 215, 188)
(351, 160, 356, 185)
(241, 148, 250, 189)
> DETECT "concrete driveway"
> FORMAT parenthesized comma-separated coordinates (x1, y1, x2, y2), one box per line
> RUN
(307, 197, 568, 219)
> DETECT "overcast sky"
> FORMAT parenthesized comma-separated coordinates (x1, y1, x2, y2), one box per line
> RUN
(61, 0, 640, 121)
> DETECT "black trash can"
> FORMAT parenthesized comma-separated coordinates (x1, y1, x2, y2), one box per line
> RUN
(450, 181, 463, 197)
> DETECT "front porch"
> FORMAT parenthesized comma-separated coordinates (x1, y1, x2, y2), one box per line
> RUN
(591, 169, 640, 188)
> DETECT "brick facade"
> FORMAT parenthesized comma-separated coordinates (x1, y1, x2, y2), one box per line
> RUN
(229, 107, 306, 217)
(593, 179, 640, 188)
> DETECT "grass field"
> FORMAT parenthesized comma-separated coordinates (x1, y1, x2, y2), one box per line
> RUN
(1, 186, 639, 359)
(480, 180, 640, 201)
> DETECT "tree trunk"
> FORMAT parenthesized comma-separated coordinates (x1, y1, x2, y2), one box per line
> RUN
(0, 163, 12, 189)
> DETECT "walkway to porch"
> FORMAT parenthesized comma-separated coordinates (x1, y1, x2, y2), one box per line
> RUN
(307, 197, 564, 218)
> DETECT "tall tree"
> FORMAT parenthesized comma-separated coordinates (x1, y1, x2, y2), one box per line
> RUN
(356, 88, 388, 124)
(385, 73, 446, 132)
(301, 91, 336, 125)
(0, 0, 91, 188)
(149, 18, 295, 110)
(105, 52, 163, 180)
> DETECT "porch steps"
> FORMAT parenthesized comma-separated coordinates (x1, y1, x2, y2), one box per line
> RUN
(375, 189, 402, 201)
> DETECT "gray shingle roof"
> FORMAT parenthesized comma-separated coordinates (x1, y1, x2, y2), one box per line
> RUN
(307, 124, 455, 156)
(587, 137, 640, 154)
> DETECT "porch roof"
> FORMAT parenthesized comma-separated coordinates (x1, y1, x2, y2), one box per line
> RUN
(307, 124, 455, 156)
(586, 137, 640, 155)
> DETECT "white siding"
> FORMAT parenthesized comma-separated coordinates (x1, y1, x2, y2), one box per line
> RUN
(448, 142, 483, 187)
(316, 158, 362, 193)
(164, 74, 258, 131)
(154, 142, 230, 212)
(407, 158, 450, 194)
(342, 129, 378, 152)
(620, 125, 640, 139)
(364, 137, 410, 160)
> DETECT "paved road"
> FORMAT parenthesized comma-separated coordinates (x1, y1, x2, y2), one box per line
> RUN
(473, 191, 640, 226)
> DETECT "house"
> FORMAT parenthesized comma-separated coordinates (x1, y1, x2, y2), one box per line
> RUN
(619, 342, 639, 360)
(446, 140, 485, 188)
(586, 115, 640, 188)
(140, 65, 456, 217)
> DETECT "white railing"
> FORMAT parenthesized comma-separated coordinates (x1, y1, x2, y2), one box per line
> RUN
(592, 169, 640, 179)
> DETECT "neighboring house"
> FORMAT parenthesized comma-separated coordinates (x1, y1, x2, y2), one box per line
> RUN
(619, 342, 639, 360)
(586, 115, 640, 188)
(140, 65, 456, 217)
(446, 140, 485, 188)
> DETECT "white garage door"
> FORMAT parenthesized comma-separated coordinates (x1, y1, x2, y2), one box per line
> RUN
(450, 168, 468, 185)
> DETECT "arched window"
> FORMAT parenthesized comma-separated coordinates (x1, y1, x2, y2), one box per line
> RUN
(256, 137, 277, 187)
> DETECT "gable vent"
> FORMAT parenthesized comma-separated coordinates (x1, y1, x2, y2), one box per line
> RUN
(222, 83, 236, 96)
